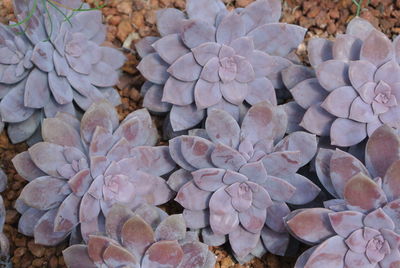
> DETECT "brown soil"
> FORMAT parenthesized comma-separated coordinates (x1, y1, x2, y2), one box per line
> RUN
(0, 0, 399, 267)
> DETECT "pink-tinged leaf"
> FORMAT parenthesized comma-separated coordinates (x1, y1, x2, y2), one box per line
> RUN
(364, 208, 395, 230)
(34, 208, 70, 246)
(168, 169, 192, 192)
(28, 142, 69, 177)
(20, 176, 68, 210)
(180, 136, 215, 169)
(349, 97, 376, 123)
(238, 161, 267, 185)
(265, 201, 290, 233)
(12, 151, 46, 181)
(360, 29, 394, 66)
(290, 78, 327, 110)
(240, 0, 281, 32)
(316, 60, 350, 91)
(186, 0, 225, 25)
(63, 245, 96, 268)
(137, 53, 169, 84)
(120, 215, 155, 257)
(245, 77, 277, 106)
(43, 96, 75, 118)
(156, 8, 185, 36)
(348, 60, 376, 89)
(284, 173, 320, 205)
(192, 42, 221, 66)
(209, 187, 239, 235)
(79, 192, 100, 223)
(328, 211, 364, 238)
(89, 126, 114, 157)
(155, 214, 186, 241)
(134, 203, 167, 229)
(68, 169, 92, 196)
(105, 204, 134, 241)
(87, 235, 117, 266)
(153, 34, 189, 64)
(0, 81, 34, 123)
(228, 225, 260, 258)
(383, 160, 400, 201)
(365, 125, 400, 178)
(241, 102, 288, 145)
(142, 240, 184, 268)
(216, 13, 245, 45)
(346, 17, 375, 41)
(181, 20, 216, 49)
(24, 68, 50, 108)
(113, 119, 147, 148)
(175, 181, 212, 211)
(170, 104, 205, 131)
(31, 41, 54, 72)
(54, 193, 80, 233)
(103, 243, 139, 267)
(378, 248, 400, 268)
(307, 38, 333, 67)
(48, 72, 73, 105)
(201, 227, 226, 246)
(18, 208, 46, 236)
(211, 143, 246, 171)
(282, 65, 315, 90)
(42, 118, 82, 149)
(208, 98, 240, 122)
(321, 86, 358, 118)
(230, 37, 254, 58)
(89, 62, 119, 87)
(286, 208, 335, 244)
(261, 227, 290, 256)
(162, 77, 195, 106)
(330, 118, 367, 147)
(344, 173, 387, 213)
(135, 36, 159, 58)
(81, 101, 119, 145)
(183, 209, 209, 229)
(261, 175, 296, 202)
(248, 23, 306, 57)
(194, 79, 222, 109)
(223, 170, 248, 185)
(192, 168, 225, 192)
(220, 80, 248, 105)
(169, 138, 196, 171)
(143, 84, 172, 112)
(283, 102, 305, 133)
(304, 236, 347, 267)
(344, 228, 369, 254)
(226, 182, 253, 212)
(200, 57, 220, 83)
(332, 35, 362, 61)
(239, 206, 266, 234)
(247, 181, 273, 209)
(261, 151, 301, 177)
(0, 63, 28, 84)
(178, 241, 210, 268)
(300, 103, 336, 136)
(329, 149, 369, 198)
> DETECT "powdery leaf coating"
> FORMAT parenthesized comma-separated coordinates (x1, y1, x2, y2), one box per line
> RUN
(169, 102, 319, 259)
(13, 101, 176, 246)
(282, 17, 400, 147)
(288, 125, 400, 267)
(136, 0, 306, 134)
(0, 0, 125, 144)
(63, 203, 216, 268)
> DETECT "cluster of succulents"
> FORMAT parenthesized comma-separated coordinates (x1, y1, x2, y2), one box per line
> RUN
(0, 0, 125, 144)
(1, 0, 400, 267)
(136, 0, 306, 135)
(63, 203, 216, 268)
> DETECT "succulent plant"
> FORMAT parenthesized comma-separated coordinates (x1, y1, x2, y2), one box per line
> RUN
(12, 101, 176, 246)
(0, 169, 9, 260)
(136, 0, 306, 134)
(167, 101, 320, 259)
(0, 0, 125, 143)
(284, 125, 400, 267)
(63, 203, 216, 268)
(282, 17, 400, 147)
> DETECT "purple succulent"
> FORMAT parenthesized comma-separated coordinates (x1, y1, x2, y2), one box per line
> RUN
(0, 0, 125, 143)
(282, 17, 400, 147)
(284, 125, 400, 267)
(136, 0, 306, 134)
(12, 101, 176, 246)
(0, 169, 8, 259)
(63, 203, 216, 268)
(167, 101, 320, 259)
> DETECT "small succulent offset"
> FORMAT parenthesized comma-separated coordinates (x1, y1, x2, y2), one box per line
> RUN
(167, 102, 320, 259)
(63, 203, 216, 268)
(283, 17, 400, 147)
(285, 125, 400, 267)
(136, 0, 306, 133)
(0, 0, 125, 143)
(12, 101, 176, 246)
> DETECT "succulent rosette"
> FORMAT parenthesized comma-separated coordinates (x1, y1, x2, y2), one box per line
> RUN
(282, 17, 400, 147)
(63, 203, 216, 268)
(167, 102, 320, 259)
(136, 0, 306, 134)
(12, 101, 176, 246)
(0, 0, 125, 143)
(284, 125, 400, 267)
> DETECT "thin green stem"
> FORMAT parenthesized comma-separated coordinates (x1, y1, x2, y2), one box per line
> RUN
(8, 0, 38, 27)
(47, 0, 73, 25)
(353, 0, 370, 16)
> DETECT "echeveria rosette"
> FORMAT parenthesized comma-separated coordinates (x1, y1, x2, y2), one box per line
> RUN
(136, 0, 306, 133)
(282, 17, 400, 147)
(0, 0, 125, 144)
(12, 101, 176, 246)
(63, 203, 216, 268)
(167, 102, 320, 259)
(284, 125, 400, 267)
